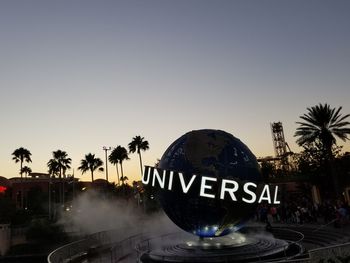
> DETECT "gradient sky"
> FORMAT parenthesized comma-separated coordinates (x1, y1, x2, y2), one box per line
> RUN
(1, 0, 350, 182)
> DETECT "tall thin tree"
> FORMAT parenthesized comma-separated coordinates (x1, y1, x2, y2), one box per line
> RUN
(110, 146, 129, 185)
(108, 150, 120, 186)
(47, 159, 60, 218)
(128, 136, 149, 179)
(48, 150, 71, 205)
(21, 166, 32, 209)
(12, 147, 32, 209)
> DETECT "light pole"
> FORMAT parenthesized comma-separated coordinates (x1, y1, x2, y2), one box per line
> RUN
(103, 146, 111, 182)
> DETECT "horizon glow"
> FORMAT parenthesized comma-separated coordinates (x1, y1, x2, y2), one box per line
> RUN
(0, 1, 349, 182)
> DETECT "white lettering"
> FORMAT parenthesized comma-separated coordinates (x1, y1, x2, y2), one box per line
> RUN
(273, 185, 280, 204)
(242, 182, 257, 203)
(167, 171, 174, 190)
(142, 167, 151, 184)
(142, 167, 280, 205)
(200, 176, 217, 199)
(220, 179, 239, 201)
(258, 185, 271, 203)
(179, 173, 196, 193)
(152, 168, 166, 189)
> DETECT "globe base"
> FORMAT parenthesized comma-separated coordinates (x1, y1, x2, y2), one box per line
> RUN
(138, 227, 304, 263)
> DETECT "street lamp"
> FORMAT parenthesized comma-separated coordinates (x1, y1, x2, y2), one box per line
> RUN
(102, 146, 111, 182)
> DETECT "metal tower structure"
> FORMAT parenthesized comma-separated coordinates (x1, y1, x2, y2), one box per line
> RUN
(271, 122, 288, 158)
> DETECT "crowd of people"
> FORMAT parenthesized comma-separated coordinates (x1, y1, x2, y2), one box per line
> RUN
(256, 199, 350, 228)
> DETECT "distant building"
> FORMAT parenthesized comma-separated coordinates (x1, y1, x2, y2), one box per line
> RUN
(0, 177, 11, 194)
(0, 173, 118, 209)
(1, 173, 79, 209)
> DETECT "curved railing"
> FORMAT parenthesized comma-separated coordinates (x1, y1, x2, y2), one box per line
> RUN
(47, 230, 113, 263)
(48, 226, 350, 263)
(135, 228, 305, 263)
(47, 228, 143, 263)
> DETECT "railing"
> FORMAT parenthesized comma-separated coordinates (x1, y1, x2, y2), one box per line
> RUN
(110, 233, 147, 262)
(309, 241, 350, 262)
(47, 228, 141, 263)
(48, 227, 350, 263)
(135, 228, 305, 263)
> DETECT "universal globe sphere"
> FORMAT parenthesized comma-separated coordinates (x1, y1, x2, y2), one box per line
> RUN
(157, 129, 262, 237)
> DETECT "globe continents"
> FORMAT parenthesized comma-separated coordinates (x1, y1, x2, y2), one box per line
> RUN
(158, 129, 262, 237)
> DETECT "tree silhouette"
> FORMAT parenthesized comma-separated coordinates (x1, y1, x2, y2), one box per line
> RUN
(295, 103, 350, 155)
(12, 147, 32, 208)
(21, 166, 32, 178)
(47, 159, 60, 178)
(78, 153, 104, 183)
(109, 146, 129, 185)
(295, 103, 350, 196)
(48, 150, 71, 204)
(120, 175, 129, 185)
(108, 149, 120, 186)
(128, 136, 149, 179)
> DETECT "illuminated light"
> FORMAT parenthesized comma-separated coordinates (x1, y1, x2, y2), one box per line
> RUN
(142, 166, 280, 205)
(187, 242, 193, 247)
(229, 226, 238, 231)
(209, 238, 213, 240)
(144, 130, 268, 238)
(81, 187, 87, 191)
(0, 186, 7, 193)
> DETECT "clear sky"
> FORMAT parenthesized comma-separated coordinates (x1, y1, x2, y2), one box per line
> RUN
(1, 0, 349, 182)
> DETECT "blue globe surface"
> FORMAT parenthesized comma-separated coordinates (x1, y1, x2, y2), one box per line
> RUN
(158, 129, 262, 237)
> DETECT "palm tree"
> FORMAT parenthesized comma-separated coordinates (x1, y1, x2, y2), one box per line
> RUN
(108, 150, 120, 186)
(78, 153, 104, 183)
(21, 166, 32, 178)
(117, 146, 129, 185)
(47, 159, 60, 218)
(47, 159, 60, 178)
(295, 103, 350, 196)
(12, 147, 32, 208)
(295, 103, 350, 155)
(128, 136, 149, 179)
(109, 146, 129, 185)
(12, 147, 32, 176)
(48, 150, 71, 204)
(21, 165, 32, 209)
(120, 175, 129, 185)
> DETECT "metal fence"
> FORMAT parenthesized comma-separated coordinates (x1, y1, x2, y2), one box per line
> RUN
(47, 228, 137, 263)
(309, 242, 350, 262)
(134, 229, 305, 263)
(48, 228, 350, 263)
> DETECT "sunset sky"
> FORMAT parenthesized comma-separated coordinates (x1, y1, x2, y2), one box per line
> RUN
(1, 1, 349, 182)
